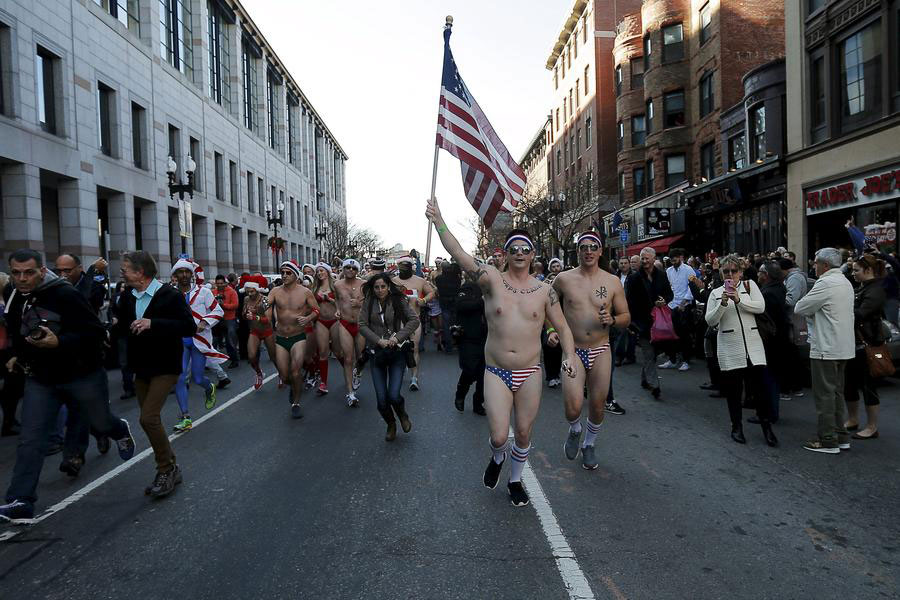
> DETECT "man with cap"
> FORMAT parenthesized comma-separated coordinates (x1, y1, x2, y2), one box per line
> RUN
(266, 260, 320, 418)
(427, 197, 577, 507)
(552, 232, 632, 470)
(364, 257, 386, 280)
(172, 259, 227, 432)
(392, 255, 436, 391)
(334, 258, 366, 404)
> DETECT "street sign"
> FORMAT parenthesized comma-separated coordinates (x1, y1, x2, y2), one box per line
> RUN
(620, 229, 629, 243)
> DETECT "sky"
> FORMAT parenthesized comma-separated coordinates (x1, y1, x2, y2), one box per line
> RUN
(250, 0, 569, 261)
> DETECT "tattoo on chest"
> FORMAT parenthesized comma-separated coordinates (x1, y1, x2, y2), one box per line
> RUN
(595, 287, 608, 299)
(503, 279, 543, 295)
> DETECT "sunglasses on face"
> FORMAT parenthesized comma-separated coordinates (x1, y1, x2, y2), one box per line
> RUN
(722, 268, 739, 274)
(578, 244, 599, 252)
(280, 270, 295, 276)
(507, 245, 533, 255)
(344, 266, 359, 270)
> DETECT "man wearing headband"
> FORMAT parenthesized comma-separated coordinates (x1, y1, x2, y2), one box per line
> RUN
(552, 232, 632, 471)
(266, 260, 321, 418)
(392, 255, 436, 391)
(426, 197, 577, 508)
(334, 258, 366, 402)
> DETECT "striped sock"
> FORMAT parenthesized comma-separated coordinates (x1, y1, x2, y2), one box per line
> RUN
(582, 419, 601, 448)
(568, 418, 582, 434)
(490, 439, 510, 464)
(509, 444, 530, 482)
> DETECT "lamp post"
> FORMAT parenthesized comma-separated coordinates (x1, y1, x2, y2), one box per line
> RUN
(314, 218, 328, 263)
(265, 196, 285, 271)
(549, 192, 567, 261)
(166, 155, 196, 255)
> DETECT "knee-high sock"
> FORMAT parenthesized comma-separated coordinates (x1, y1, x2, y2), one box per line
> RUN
(569, 417, 582, 434)
(509, 444, 530, 482)
(490, 438, 510, 464)
(582, 419, 601, 448)
(319, 359, 329, 385)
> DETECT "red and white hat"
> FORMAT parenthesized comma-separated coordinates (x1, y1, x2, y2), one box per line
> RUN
(280, 260, 301, 278)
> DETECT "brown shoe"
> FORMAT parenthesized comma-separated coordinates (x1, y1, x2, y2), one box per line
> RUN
(852, 429, 879, 440)
(385, 421, 397, 442)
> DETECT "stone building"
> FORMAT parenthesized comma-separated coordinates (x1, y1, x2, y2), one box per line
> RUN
(0, 0, 347, 277)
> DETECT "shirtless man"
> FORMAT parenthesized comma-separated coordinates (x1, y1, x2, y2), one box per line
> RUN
(392, 255, 436, 391)
(552, 232, 631, 470)
(426, 197, 576, 507)
(334, 258, 366, 406)
(265, 261, 320, 419)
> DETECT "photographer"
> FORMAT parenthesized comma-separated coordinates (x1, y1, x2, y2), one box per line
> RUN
(453, 269, 487, 415)
(0, 249, 136, 523)
(359, 273, 419, 442)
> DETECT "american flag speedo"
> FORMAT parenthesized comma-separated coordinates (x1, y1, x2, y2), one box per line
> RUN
(435, 25, 526, 228)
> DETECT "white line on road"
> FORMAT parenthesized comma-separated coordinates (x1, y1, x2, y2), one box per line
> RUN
(0, 374, 277, 542)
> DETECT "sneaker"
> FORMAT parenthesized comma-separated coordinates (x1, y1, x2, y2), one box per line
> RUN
(678, 362, 690, 372)
(606, 401, 626, 416)
(205, 383, 217, 410)
(793, 391, 805, 397)
(304, 376, 315, 390)
(454, 396, 464, 412)
(0, 499, 34, 523)
(254, 371, 264, 391)
(352, 368, 361, 391)
(173, 417, 193, 433)
(802, 439, 840, 454)
(59, 454, 85, 477)
(483, 455, 505, 489)
(145, 465, 182, 498)
(409, 377, 419, 392)
(581, 445, 599, 470)
(838, 442, 851, 451)
(218, 377, 230, 390)
(779, 393, 792, 401)
(116, 419, 136, 461)
(96, 435, 111, 455)
(507, 481, 530, 507)
(658, 360, 676, 369)
(547, 378, 561, 388)
(564, 428, 582, 460)
(291, 403, 303, 419)
(346, 393, 359, 408)
(316, 383, 329, 395)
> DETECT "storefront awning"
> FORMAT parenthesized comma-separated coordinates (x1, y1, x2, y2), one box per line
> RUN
(625, 234, 684, 257)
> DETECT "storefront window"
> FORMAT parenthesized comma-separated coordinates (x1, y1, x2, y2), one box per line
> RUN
(857, 203, 898, 255)
(750, 105, 766, 162)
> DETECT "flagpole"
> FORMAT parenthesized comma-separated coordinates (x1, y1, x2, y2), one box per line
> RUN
(424, 15, 453, 269)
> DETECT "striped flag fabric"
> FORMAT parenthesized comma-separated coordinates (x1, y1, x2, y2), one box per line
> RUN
(435, 24, 526, 227)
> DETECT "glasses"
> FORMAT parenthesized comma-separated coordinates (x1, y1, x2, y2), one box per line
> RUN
(721, 268, 739, 274)
(344, 266, 359, 271)
(578, 244, 599, 252)
(280, 270, 295, 276)
(507, 245, 533, 255)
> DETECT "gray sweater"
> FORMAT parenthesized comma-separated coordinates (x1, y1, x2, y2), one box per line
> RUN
(359, 295, 420, 348)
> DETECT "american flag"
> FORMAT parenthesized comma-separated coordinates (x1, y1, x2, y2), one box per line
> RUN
(435, 25, 525, 227)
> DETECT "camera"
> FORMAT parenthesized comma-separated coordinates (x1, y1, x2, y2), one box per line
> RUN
(28, 319, 50, 341)
(450, 325, 464, 340)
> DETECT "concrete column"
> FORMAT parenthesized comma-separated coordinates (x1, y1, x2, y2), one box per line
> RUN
(58, 177, 101, 259)
(140, 200, 172, 269)
(1, 163, 43, 260)
(247, 228, 258, 272)
(215, 221, 232, 273)
(107, 192, 136, 275)
(191, 214, 215, 276)
(230, 225, 246, 273)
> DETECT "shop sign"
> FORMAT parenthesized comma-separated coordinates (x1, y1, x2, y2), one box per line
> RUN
(865, 222, 896, 245)
(805, 165, 900, 215)
(637, 223, 645, 239)
(645, 208, 671, 236)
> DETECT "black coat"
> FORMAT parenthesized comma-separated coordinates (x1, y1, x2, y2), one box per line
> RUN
(855, 278, 887, 346)
(114, 284, 197, 378)
(455, 282, 487, 371)
(760, 281, 791, 341)
(625, 267, 674, 338)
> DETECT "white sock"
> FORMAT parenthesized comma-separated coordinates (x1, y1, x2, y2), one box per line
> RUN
(582, 419, 601, 448)
(490, 438, 509, 464)
(568, 418, 582, 434)
(509, 444, 530, 482)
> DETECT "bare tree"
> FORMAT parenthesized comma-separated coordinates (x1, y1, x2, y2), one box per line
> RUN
(320, 209, 386, 261)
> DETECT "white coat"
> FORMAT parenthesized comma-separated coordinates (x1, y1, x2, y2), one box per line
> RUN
(705, 279, 767, 372)
(183, 284, 228, 364)
(793, 267, 855, 361)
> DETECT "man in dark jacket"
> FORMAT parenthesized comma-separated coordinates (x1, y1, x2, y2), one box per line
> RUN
(0, 249, 136, 523)
(625, 247, 674, 398)
(435, 262, 462, 353)
(757, 261, 792, 423)
(453, 272, 487, 415)
(116, 250, 196, 498)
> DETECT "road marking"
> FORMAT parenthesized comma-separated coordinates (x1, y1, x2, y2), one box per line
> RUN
(0, 374, 277, 542)
(522, 462, 596, 599)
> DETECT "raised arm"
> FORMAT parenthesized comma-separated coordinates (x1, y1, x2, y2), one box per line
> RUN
(426, 197, 498, 291)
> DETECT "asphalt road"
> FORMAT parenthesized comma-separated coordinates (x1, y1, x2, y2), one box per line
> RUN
(0, 348, 898, 599)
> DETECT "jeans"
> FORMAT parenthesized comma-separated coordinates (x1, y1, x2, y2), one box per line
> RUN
(118, 336, 134, 393)
(664, 306, 694, 363)
(719, 364, 769, 428)
(439, 299, 457, 352)
(176, 341, 212, 415)
(224, 319, 239, 363)
(637, 336, 659, 389)
(6, 369, 127, 505)
(810, 359, 849, 444)
(370, 350, 407, 413)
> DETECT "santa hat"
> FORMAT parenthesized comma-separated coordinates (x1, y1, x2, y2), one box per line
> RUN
(280, 260, 301, 278)
(548, 257, 563, 269)
(316, 262, 333, 274)
(241, 281, 261, 293)
(342, 258, 361, 270)
(171, 259, 196, 276)
(397, 256, 414, 265)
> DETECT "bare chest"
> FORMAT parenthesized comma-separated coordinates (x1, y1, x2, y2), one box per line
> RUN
(273, 289, 307, 314)
(561, 276, 612, 312)
(484, 281, 546, 326)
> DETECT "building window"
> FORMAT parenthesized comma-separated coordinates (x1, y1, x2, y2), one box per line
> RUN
(568, 89, 573, 117)
(0, 23, 10, 117)
(700, 3, 712, 46)
(617, 121, 624, 151)
(564, 138, 569, 165)
(159, 0, 192, 78)
(290, 196, 296, 229)
(576, 79, 580, 106)
(631, 57, 644, 89)
(699, 71, 714, 117)
(664, 90, 685, 127)
(808, 0, 825, 15)
(576, 127, 581, 156)
(585, 116, 592, 148)
(207, 0, 233, 109)
(633, 167, 646, 200)
(810, 55, 826, 142)
(647, 159, 655, 194)
(614, 65, 622, 96)
(643, 34, 651, 70)
(554, 67, 559, 90)
(229, 160, 238, 206)
(556, 149, 561, 173)
(267, 66, 283, 152)
(749, 104, 766, 161)
(258, 178, 265, 215)
(36, 46, 60, 135)
(618, 172, 625, 203)
(555, 108, 559, 131)
(583, 16, 588, 42)
(304, 205, 309, 234)
(563, 101, 567, 122)
(728, 135, 746, 170)
(167, 124, 180, 166)
(584, 65, 589, 95)
(94, 0, 140, 34)
(665, 154, 686, 188)
(631, 114, 646, 146)
(700, 141, 715, 181)
(839, 22, 882, 133)
(190, 137, 201, 190)
(242, 36, 259, 131)
(214, 152, 224, 200)
(287, 96, 298, 166)
(646, 98, 654, 134)
(569, 135, 575, 165)
(247, 171, 255, 213)
(131, 102, 146, 169)
(662, 24, 684, 63)
(97, 82, 115, 156)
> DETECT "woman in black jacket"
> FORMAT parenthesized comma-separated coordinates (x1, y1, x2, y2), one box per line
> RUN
(359, 274, 420, 441)
(844, 254, 887, 440)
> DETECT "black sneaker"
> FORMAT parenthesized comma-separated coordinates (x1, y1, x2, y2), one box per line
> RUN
(59, 454, 85, 477)
(454, 396, 464, 412)
(96, 435, 111, 455)
(605, 401, 626, 415)
(483, 455, 505, 489)
(146, 465, 183, 498)
(291, 403, 303, 419)
(116, 419, 136, 461)
(218, 377, 231, 390)
(473, 405, 486, 416)
(507, 481, 530, 507)
(0, 499, 34, 523)
(651, 387, 661, 399)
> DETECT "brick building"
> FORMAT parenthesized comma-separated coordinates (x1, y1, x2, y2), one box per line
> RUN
(605, 0, 784, 256)
(0, 0, 347, 277)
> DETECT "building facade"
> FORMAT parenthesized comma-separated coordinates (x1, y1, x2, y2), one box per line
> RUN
(0, 0, 347, 277)
(786, 0, 900, 264)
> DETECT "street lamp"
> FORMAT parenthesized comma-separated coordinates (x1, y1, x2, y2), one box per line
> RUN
(314, 218, 328, 263)
(265, 196, 286, 271)
(549, 192, 567, 261)
(166, 155, 196, 254)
